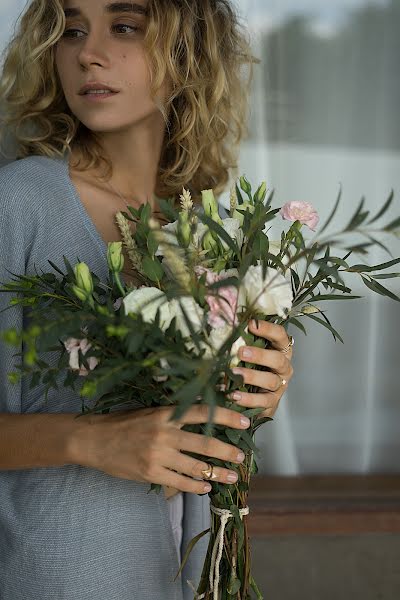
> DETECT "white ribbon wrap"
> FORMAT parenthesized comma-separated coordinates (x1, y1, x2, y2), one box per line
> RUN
(187, 503, 250, 600)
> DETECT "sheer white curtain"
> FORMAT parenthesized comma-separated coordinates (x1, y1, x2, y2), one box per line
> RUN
(1, 0, 399, 474)
(224, 0, 400, 474)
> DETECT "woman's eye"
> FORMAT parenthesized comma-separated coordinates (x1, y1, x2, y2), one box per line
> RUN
(63, 24, 139, 38)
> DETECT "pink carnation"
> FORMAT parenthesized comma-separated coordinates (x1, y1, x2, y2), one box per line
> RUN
(194, 266, 239, 328)
(63, 336, 99, 377)
(280, 201, 319, 231)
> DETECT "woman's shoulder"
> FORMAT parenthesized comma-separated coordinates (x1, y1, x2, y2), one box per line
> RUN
(0, 154, 67, 216)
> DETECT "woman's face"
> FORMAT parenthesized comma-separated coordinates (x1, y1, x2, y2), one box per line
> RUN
(55, 0, 168, 135)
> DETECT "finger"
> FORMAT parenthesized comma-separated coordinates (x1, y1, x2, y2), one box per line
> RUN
(176, 429, 246, 465)
(238, 345, 293, 376)
(227, 390, 279, 417)
(232, 366, 288, 392)
(166, 449, 239, 486)
(164, 404, 251, 431)
(154, 465, 213, 495)
(248, 319, 293, 354)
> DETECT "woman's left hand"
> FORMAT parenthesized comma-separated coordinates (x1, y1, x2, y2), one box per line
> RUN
(227, 319, 294, 418)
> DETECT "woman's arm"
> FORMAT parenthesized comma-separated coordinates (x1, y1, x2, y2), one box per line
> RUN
(0, 412, 85, 470)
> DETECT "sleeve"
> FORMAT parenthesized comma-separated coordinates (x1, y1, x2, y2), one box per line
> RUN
(0, 167, 27, 414)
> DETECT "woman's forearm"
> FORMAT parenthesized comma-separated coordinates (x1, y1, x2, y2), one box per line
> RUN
(0, 412, 87, 470)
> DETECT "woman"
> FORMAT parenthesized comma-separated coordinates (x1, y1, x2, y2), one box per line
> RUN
(0, 1, 294, 599)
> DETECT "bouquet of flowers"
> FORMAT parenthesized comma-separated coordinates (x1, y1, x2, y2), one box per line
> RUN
(1, 175, 399, 599)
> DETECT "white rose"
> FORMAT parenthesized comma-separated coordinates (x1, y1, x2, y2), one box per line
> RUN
(123, 287, 173, 331)
(169, 296, 205, 339)
(242, 264, 293, 319)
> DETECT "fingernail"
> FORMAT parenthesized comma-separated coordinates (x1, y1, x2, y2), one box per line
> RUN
(240, 416, 250, 427)
(237, 451, 245, 462)
(242, 348, 252, 359)
(231, 392, 242, 401)
(227, 472, 238, 483)
(232, 368, 242, 375)
(250, 319, 259, 329)
(204, 483, 212, 492)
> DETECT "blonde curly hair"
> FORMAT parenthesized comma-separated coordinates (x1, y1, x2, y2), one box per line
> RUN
(0, 0, 259, 204)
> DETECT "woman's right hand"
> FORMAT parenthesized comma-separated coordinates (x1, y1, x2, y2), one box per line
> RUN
(71, 405, 250, 495)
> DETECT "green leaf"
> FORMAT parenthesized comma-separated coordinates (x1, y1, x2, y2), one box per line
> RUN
(240, 429, 260, 455)
(384, 215, 400, 232)
(141, 256, 164, 282)
(235, 182, 245, 205)
(241, 407, 265, 418)
(173, 527, 211, 582)
(62, 255, 75, 279)
(347, 257, 400, 273)
(367, 189, 394, 225)
(371, 273, 400, 279)
(303, 313, 344, 343)
(344, 196, 369, 231)
(288, 318, 307, 335)
(225, 427, 242, 445)
(238, 481, 249, 492)
(227, 575, 241, 595)
(313, 259, 345, 285)
(310, 294, 362, 301)
(290, 267, 301, 292)
(361, 276, 400, 302)
(198, 213, 238, 255)
(46, 260, 66, 277)
(146, 230, 159, 258)
(156, 198, 179, 222)
(318, 186, 342, 235)
(364, 233, 392, 256)
(343, 242, 375, 254)
(253, 232, 270, 260)
(250, 574, 264, 600)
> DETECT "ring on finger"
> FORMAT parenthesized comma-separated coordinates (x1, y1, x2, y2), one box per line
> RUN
(277, 375, 287, 390)
(280, 335, 295, 354)
(200, 462, 218, 480)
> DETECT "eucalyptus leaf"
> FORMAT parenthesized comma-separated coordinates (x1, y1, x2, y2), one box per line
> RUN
(361, 276, 400, 302)
(142, 256, 164, 282)
(318, 186, 342, 235)
(173, 527, 211, 582)
(304, 313, 344, 343)
(287, 318, 307, 335)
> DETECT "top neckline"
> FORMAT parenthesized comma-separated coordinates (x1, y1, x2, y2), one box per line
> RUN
(59, 151, 173, 290)
(60, 151, 109, 260)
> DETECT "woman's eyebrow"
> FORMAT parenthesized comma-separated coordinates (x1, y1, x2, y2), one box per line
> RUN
(64, 2, 149, 19)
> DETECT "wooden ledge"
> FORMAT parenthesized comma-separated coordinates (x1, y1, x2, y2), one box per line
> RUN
(246, 475, 400, 536)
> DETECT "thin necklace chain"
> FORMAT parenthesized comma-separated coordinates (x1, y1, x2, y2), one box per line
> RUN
(106, 179, 157, 214)
(106, 179, 140, 211)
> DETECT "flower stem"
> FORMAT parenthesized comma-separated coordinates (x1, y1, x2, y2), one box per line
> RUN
(113, 272, 126, 297)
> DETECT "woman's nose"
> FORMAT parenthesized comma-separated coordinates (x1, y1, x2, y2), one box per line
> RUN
(77, 32, 110, 68)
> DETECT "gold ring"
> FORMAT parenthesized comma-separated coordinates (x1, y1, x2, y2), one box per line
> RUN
(277, 375, 287, 390)
(280, 335, 294, 354)
(200, 463, 217, 480)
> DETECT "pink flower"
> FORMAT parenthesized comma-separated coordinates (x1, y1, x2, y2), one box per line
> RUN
(63, 336, 99, 377)
(280, 201, 319, 231)
(194, 266, 239, 328)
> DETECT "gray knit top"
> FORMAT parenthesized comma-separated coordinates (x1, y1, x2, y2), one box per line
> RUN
(0, 153, 211, 600)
